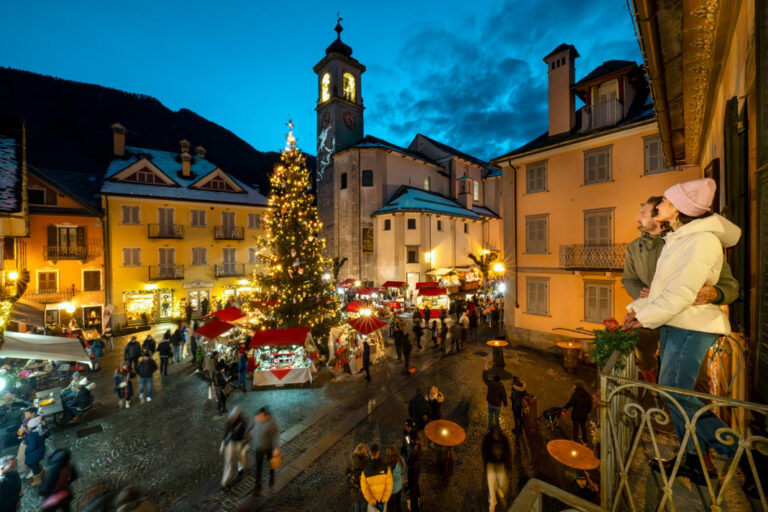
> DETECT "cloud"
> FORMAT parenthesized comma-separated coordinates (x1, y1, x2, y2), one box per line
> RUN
(365, 0, 641, 161)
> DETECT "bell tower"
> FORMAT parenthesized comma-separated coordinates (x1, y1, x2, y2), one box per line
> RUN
(313, 17, 365, 257)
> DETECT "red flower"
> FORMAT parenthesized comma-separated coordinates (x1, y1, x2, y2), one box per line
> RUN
(602, 318, 620, 332)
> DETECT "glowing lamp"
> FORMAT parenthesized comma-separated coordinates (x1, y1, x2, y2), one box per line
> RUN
(441, 428, 448, 436)
(237, 279, 249, 286)
(7, 271, 18, 281)
(322, 272, 331, 281)
(492, 263, 505, 273)
(354, 280, 361, 287)
(498, 283, 507, 293)
(424, 251, 433, 263)
(571, 450, 578, 457)
(360, 308, 372, 316)
(63, 302, 76, 314)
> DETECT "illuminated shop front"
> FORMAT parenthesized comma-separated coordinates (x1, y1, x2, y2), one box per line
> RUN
(123, 288, 174, 324)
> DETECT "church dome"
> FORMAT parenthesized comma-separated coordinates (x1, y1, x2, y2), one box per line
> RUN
(325, 20, 353, 58)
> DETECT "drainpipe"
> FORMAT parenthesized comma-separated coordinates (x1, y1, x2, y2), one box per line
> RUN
(102, 196, 112, 323)
(512, 165, 519, 308)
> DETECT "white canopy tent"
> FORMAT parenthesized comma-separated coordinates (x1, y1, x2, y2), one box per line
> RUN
(0, 332, 92, 366)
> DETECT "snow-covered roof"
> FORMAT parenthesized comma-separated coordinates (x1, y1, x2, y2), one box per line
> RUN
(0, 135, 22, 213)
(102, 146, 267, 206)
(372, 186, 497, 220)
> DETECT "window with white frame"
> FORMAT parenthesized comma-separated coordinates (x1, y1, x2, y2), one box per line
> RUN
(248, 248, 258, 264)
(473, 180, 479, 201)
(584, 209, 613, 246)
(526, 278, 549, 315)
(585, 281, 613, 323)
(525, 214, 548, 253)
(584, 146, 611, 184)
(122, 248, 141, 266)
(192, 247, 207, 265)
(526, 161, 547, 193)
(82, 269, 102, 292)
(190, 209, 206, 227)
(248, 213, 261, 230)
(121, 205, 140, 225)
(644, 136, 669, 175)
(37, 271, 57, 293)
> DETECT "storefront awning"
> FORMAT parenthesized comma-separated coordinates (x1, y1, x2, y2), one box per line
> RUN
(425, 268, 453, 276)
(418, 287, 448, 296)
(10, 299, 46, 327)
(195, 319, 235, 339)
(250, 327, 311, 347)
(415, 282, 439, 289)
(0, 331, 91, 365)
(381, 281, 407, 288)
(213, 306, 245, 322)
(347, 316, 387, 335)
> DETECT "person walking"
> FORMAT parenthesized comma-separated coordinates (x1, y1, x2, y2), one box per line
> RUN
(251, 407, 280, 496)
(430, 320, 438, 348)
(408, 387, 430, 432)
(157, 335, 172, 376)
(90, 337, 105, 371)
(459, 311, 469, 349)
(123, 336, 141, 373)
(221, 407, 248, 490)
(23, 416, 45, 487)
(185, 301, 193, 325)
(0, 455, 22, 512)
(136, 351, 157, 403)
(563, 382, 592, 445)
(393, 322, 403, 361)
(213, 367, 230, 416)
(449, 319, 462, 354)
(401, 332, 413, 375)
(16, 407, 38, 477)
(189, 325, 199, 364)
(114, 362, 134, 409)
(359, 340, 371, 382)
(345, 444, 369, 512)
(469, 308, 479, 342)
(438, 320, 448, 354)
(412, 318, 423, 351)
(482, 362, 507, 431)
(142, 335, 156, 359)
(386, 445, 406, 512)
(201, 296, 210, 316)
(407, 437, 423, 512)
(426, 386, 445, 421)
(103, 326, 114, 351)
(482, 426, 512, 512)
(360, 444, 393, 512)
(509, 376, 528, 434)
(39, 448, 77, 512)
(171, 326, 183, 364)
(237, 352, 249, 391)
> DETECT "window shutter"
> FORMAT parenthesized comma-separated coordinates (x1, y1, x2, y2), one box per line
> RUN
(47, 225, 57, 246)
(76, 226, 85, 247)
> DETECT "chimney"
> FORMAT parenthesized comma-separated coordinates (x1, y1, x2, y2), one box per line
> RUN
(543, 44, 579, 136)
(194, 145, 207, 159)
(181, 152, 192, 177)
(111, 123, 126, 157)
(179, 139, 191, 154)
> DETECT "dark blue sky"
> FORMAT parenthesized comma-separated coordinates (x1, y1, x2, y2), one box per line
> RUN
(2, 0, 641, 161)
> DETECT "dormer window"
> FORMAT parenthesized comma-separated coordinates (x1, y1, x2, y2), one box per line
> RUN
(124, 167, 166, 184)
(342, 72, 355, 102)
(200, 176, 236, 192)
(321, 72, 331, 102)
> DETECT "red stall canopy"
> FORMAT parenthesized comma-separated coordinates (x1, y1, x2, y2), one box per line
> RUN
(195, 319, 235, 339)
(382, 281, 407, 288)
(214, 306, 245, 322)
(250, 327, 311, 347)
(347, 316, 387, 335)
(418, 287, 447, 296)
(415, 282, 439, 289)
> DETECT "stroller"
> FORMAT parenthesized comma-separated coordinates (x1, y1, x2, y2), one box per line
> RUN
(541, 406, 567, 432)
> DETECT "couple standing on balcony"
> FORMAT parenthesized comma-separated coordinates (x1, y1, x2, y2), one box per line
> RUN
(620, 177, 757, 488)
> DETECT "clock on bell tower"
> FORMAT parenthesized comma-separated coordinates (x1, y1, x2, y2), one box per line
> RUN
(313, 17, 365, 257)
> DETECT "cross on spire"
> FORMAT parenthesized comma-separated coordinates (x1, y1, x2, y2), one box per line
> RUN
(335, 13, 343, 39)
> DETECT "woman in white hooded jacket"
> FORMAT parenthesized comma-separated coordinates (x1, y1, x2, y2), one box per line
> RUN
(623, 178, 741, 477)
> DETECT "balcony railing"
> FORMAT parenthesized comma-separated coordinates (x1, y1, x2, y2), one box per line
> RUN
(598, 342, 766, 511)
(23, 285, 77, 304)
(559, 244, 627, 270)
(147, 224, 184, 239)
(44, 245, 88, 261)
(509, 478, 606, 511)
(214, 226, 245, 240)
(214, 263, 245, 278)
(148, 265, 184, 280)
(581, 99, 622, 131)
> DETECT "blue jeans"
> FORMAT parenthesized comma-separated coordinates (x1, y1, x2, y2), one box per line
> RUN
(173, 345, 182, 362)
(487, 404, 501, 431)
(139, 377, 153, 398)
(238, 371, 247, 389)
(658, 326, 735, 457)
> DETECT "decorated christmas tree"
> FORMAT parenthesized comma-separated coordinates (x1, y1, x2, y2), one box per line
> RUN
(245, 122, 340, 338)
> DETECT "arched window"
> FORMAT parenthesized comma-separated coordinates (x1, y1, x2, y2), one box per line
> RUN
(342, 72, 355, 102)
(321, 73, 331, 102)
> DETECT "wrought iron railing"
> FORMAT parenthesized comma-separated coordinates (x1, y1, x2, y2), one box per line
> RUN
(214, 263, 245, 277)
(148, 265, 184, 280)
(214, 225, 244, 240)
(23, 285, 77, 304)
(44, 245, 88, 261)
(560, 244, 627, 270)
(581, 99, 623, 131)
(147, 224, 184, 239)
(599, 341, 767, 511)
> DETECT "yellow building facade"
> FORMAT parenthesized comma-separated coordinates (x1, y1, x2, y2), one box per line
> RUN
(101, 127, 269, 326)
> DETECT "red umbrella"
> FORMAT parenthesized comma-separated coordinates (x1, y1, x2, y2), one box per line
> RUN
(347, 315, 387, 335)
(347, 300, 371, 313)
(194, 319, 235, 339)
(250, 327, 311, 347)
(213, 306, 245, 322)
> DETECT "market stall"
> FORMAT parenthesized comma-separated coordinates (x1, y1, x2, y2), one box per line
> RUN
(416, 287, 449, 313)
(380, 281, 407, 310)
(250, 327, 314, 386)
(0, 332, 92, 367)
(346, 315, 387, 373)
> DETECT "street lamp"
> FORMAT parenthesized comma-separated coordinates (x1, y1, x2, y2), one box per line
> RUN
(492, 262, 505, 273)
(424, 251, 434, 264)
(7, 271, 18, 281)
(322, 272, 331, 281)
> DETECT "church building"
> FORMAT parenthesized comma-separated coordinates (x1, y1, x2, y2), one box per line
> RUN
(314, 21, 503, 288)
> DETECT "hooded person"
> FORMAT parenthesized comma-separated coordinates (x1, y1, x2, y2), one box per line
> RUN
(510, 376, 528, 433)
(623, 178, 744, 483)
(24, 416, 45, 486)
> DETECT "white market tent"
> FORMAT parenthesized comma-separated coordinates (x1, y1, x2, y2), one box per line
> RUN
(0, 332, 92, 366)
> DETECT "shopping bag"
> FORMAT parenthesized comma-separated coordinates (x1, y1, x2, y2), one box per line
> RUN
(269, 453, 283, 469)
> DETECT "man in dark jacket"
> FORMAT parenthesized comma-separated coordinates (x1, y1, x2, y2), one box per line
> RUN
(482, 363, 507, 431)
(123, 336, 141, 372)
(137, 352, 158, 403)
(0, 455, 22, 512)
(90, 337, 105, 371)
(509, 376, 528, 434)
(201, 297, 210, 316)
(171, 327, 183, 363)
(482, 426, 512, 511)
(401, 332, 412, 375)
(359, 340, 371, 382)
(393, 322, 403, 361)
(408, 387, 429, 431)
(213, 367, 230, 416)
(563, 382, 593, 445)
(64, 385, 93, 420)
(141, 335, 156, 358)
(251, 407, 280, 495)
(185, 302, 193, 325)
(157, 335, 172, 376)
(412, 319, 423, 350)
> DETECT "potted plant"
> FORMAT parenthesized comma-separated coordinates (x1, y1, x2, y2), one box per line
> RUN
(589, 318, 639, 371)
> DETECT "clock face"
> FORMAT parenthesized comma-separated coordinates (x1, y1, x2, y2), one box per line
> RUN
(317, 123, 335, 182)
(342, 110, 357, 130)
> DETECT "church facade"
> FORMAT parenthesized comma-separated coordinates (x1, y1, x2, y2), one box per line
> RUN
(314, 22, 503, 288)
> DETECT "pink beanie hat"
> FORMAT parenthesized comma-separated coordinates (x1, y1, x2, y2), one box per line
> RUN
(664, 178, 716, 216)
